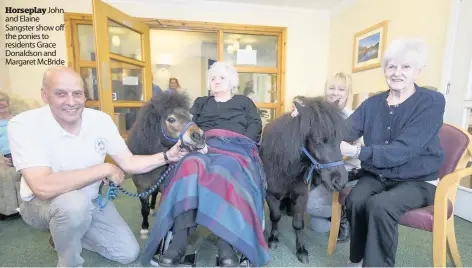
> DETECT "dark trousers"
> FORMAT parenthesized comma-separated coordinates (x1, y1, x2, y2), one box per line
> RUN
(345, 171, 436, 267)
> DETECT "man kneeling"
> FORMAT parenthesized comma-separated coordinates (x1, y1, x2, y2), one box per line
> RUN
(8, 67, 187, 267)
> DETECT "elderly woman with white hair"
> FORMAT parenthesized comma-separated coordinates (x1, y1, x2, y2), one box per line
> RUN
(341, 39, 445, 267)
(191, 61, 262, 142)
(143, 61, 267, 267)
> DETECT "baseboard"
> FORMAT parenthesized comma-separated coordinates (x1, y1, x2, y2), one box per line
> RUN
(454, 186, 472, 222)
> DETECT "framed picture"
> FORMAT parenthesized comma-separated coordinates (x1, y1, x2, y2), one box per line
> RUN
(352, 21, 388, 73)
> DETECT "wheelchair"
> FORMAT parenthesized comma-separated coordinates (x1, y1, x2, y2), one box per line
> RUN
(150, 214, 265, 267)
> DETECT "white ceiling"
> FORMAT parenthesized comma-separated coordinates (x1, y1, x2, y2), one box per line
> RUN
(207, 0, 346, 10)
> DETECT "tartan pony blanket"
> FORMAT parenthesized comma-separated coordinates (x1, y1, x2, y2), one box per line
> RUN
(141, 129, 270, 267)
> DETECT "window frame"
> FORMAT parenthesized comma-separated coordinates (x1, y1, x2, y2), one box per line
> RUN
(64, 13, 287, 123)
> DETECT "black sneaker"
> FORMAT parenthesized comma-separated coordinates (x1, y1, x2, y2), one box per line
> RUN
(337, 207, 350, 243)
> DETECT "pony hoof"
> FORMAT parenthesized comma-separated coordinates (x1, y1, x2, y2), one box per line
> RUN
(296, 248, 309, 263)
(140, 229, 149, 240)
(268, 237, 279, 249)
(150, 209, 156, 216)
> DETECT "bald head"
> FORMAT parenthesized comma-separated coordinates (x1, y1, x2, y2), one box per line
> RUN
(42, 66, 83, 91)
(41, 66, 86, 128)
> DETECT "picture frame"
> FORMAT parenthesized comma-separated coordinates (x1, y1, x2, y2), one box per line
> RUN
(352, 21, 388, 73)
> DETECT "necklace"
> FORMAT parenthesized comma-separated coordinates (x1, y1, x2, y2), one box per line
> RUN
(386, 92, 399, 108)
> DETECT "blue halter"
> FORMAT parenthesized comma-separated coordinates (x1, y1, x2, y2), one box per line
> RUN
(161, 121, 197, 144)
(301, 146, 345, 184)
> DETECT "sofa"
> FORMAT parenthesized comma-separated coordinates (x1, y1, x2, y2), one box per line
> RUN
(0, 94, 40, 219)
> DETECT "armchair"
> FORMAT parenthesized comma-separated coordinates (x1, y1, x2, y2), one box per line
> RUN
(328, 123, 472, 267)
(0, 94, 40, 219)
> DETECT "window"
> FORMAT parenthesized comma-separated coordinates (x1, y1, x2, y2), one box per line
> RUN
(65, 14, 287, 133)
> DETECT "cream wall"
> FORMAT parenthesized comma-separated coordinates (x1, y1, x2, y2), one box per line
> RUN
(1, 0, 331, 110)
(328, 0, 452, 108)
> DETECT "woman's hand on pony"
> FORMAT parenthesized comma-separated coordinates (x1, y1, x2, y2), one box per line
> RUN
(340, 141, 361, 159)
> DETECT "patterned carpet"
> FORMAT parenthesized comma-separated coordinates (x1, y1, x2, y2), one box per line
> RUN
(1, 179, 472, 267)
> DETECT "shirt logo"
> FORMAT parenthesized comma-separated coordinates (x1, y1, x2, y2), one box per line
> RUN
(95, 138, 107, 156)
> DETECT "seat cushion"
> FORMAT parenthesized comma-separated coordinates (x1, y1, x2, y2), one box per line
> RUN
(399, 202, 454, 232)
(338, 186, 454, 232)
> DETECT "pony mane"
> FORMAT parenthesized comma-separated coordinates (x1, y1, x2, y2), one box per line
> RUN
(127, 90, 191, 155)
(261, 97, 347, 176)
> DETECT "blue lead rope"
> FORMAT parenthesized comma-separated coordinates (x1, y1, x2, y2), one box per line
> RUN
(301, 146, 345, 184)
(96, 164, 177, 210)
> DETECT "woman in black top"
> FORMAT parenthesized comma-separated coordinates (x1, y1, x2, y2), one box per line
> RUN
(156, 62, 265, 267)
(191, 62, 262, 143)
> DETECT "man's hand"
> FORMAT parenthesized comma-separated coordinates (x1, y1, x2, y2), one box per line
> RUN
(4, 157, 14, 167)
(341, 141, 360, 158)
(166, 140, 190, 162)
(105, 163, 125, 185)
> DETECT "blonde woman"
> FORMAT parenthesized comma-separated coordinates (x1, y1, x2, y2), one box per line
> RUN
(306, 72, 360, 243)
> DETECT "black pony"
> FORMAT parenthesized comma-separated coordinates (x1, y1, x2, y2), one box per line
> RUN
(126, 91, 206, 239)
(259, 96, 349, 263)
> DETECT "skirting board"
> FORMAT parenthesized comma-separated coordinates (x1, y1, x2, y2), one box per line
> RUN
(454, 186, 472, 222)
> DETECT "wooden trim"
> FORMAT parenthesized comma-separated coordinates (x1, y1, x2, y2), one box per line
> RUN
(85, 100, 100, 107)
(109, 53, 146, 67)
(64, 12, 287, 35)
(112, 101, 144, 108)
(106, 10, 149, 35)
(142, 23, 153, 102)
(64, 17, 74, 68)
(77, 61, 96, 68)
(64, 13, 92, 20)
(254, 103, 278, 109)
(78, 60, 146, 69)
(92, 0, 114, 117)
(71, 19, 93, 25)
(140, 18, 285, 33)
(236, 67, 278, 74)
(279, 28, 287, 114)
(221, 30, 280, 36)
(64, 13, 286, 34)
(72, 21, 82, 71)
(218, 30, 224, 61)
(152, 27, 217, 34)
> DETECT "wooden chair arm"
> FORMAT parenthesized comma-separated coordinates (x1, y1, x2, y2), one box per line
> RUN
(433, 167, 472, 267)
(435, 167, 472, 203)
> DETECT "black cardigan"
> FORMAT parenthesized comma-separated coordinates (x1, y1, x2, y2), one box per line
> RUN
(190, 95, 262, 143)
(345, 85, 446, 181)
